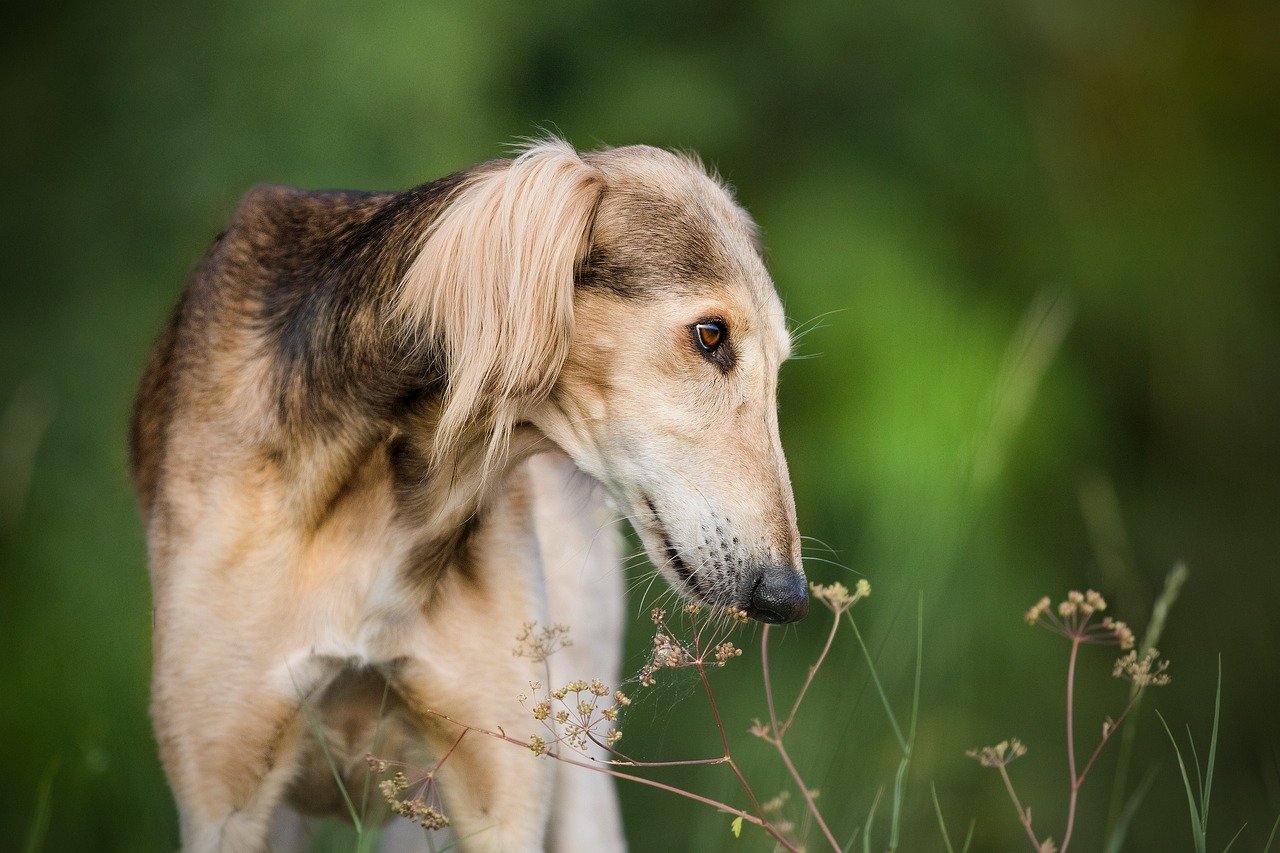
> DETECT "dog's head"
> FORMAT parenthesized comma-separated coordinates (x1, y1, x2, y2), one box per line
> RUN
(400, 140, 807, 623)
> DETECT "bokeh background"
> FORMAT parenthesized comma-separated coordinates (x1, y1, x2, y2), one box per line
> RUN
(3, 1, 1278, 850)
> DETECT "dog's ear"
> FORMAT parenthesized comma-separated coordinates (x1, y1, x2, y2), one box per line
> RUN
(397, 139, 605, 470)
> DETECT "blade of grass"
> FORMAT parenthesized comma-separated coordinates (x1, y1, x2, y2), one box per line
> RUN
(860, 787, 883, 853)
(1221, 822, 1246, 852)
(1158, 711, 1205, 853)
(961, 818, 975, 853)
(22, 756, 59, 853)
(1106, 563, 1188, 837)
(888, 594, 924, 852)
(358, 680, 393, 824)
(291, 670, 362, 834)
(1102, 767, 1157, 853)
(845, 614, 906, 751)
(1186, 723, 1204, 813)
(1263, 809, 1280, 851)
(930, 782, 956, 853)
(1203, 657, 1222, 837)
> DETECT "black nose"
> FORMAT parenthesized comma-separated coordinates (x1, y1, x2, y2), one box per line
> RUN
(745, 564, 809, 624)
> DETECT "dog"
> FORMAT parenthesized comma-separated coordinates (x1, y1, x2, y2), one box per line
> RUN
(130, 138, 808, 852)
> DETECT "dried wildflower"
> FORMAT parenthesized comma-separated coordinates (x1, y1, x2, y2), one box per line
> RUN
(650, 607, 666, 625)
(602, 706, 618, 721)
(761, 790, 791, 813)
(1105, 618, 1136, 650)
(379, 771, 409, 800)
(683, 602, 702, 616)
(374, 767, 452, 830)
(531, 701, 551, 722)
(606, 728, 622, 745)
(809, 578, 871, 613)
(590, 679, 609, 696)
(1112, 648, 1172, 686)
(365, 755, 390, 773)
(1025, 596, 1051, 625)
(1026, 590, 1134, 647)
(731, 608, 750, 624)
(390, 799, 450, 830)
(513, 621, 573, 662)
(614, 690, 631, 706)
(714, 641, 743, 663)
(528, 734, 547, 756)
(967, 738, 1027, 768)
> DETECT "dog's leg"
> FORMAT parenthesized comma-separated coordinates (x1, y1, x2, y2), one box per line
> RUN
(527, 452, 627, 852)
(390, 466, 556, 852)
(152, 618, 331, 853)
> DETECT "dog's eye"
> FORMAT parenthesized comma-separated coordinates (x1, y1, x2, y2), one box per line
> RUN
(694, 320, 726, 353)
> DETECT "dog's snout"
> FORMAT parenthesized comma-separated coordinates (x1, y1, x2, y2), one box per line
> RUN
(744, 563, 809, 624)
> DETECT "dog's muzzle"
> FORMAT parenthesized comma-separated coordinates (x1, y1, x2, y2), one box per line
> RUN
(742, 562, 809, 623)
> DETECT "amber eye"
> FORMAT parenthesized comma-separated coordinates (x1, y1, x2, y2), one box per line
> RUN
(694, 320, 726, 352)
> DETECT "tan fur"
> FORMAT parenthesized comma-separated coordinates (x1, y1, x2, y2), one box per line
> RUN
(132, 140, 803, 851)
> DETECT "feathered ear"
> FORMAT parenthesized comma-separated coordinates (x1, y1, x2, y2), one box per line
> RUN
(396, 138, 605, 470)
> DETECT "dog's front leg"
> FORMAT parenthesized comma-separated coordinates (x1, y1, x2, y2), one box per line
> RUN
(390, 469, 556, 852)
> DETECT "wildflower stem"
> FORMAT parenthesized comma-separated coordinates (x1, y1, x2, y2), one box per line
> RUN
(845, 613, 908, 752)
(781, 608, 843, 736)
(761, 624, 842, 852)
(695, 662, 768, 821)
(762, 625, 781, 734)
(997, 763, 1042, 850)
(1076, 693, 1140, 788)
(773, 730, 842, 851)
(421, 707, 799, 851)
(1063, 636, 1082, 852)
(431, 729, 468, 776)
(584, 733, 729, 768)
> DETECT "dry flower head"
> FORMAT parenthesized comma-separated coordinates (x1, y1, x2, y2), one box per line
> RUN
(373, 767, 449, 830)
(1112, 648, 1172, 687)
(513, 621, 573, 662)
(966, 738, 1028, 768)
(809, 578, 871, 612)
(1025, 590, 1135, 648)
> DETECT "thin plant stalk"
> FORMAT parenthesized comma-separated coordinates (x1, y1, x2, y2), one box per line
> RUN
(761, 617, 842, 851)
(1062, 636, 1082, 851)
(887, 595, 924, 852)
(997, 763, 1042, 850)
(1159, 657, 1223, 853)
(1106, 562, 1188, 838)
(423, 708, 800, 852)
(291, 671, 363, 835)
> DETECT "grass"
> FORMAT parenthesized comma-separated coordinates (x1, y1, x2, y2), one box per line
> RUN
(1158, 657, 1223, 853)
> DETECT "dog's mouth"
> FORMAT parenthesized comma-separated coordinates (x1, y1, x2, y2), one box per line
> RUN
(640, 495, 707, 599)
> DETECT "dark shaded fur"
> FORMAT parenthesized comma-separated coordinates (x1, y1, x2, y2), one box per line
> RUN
(577, 189, 733, 298)
(129, 165, 491, 518)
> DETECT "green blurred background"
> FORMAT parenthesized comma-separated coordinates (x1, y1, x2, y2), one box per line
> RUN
(3, 1, 1278, 849)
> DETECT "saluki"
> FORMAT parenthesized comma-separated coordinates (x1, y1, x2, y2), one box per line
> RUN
(130, 139, 808, 852)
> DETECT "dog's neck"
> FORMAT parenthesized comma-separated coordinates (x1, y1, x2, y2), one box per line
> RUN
(380, 418, 554, 595)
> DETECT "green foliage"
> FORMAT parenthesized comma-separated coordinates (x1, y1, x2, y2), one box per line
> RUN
(1159, 659, 1223, 853)
(3, 1, 1278, 849)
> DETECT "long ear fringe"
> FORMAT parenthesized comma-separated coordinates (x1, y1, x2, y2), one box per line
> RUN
(396, 138, 605, 475)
